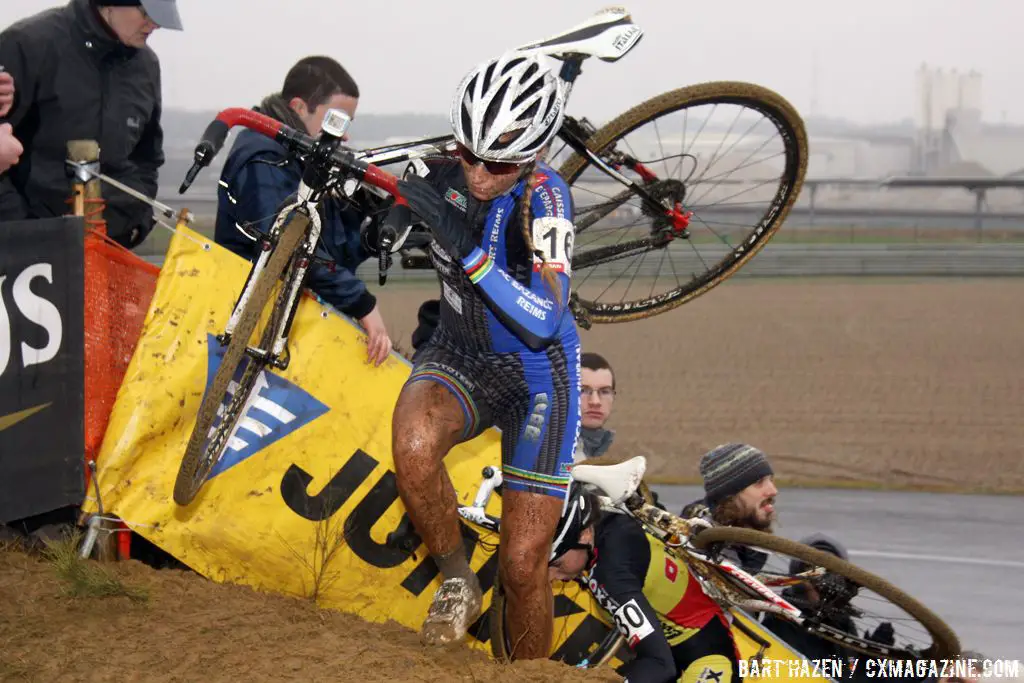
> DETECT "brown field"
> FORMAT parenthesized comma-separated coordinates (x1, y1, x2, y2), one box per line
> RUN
(374, 277, 1024, 494)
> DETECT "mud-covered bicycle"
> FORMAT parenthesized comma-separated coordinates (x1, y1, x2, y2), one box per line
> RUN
(171, 6, 808, 506)
(452, 457, 961, 669)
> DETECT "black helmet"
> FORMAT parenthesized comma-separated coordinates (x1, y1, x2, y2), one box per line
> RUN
(550, 485, 601, 563)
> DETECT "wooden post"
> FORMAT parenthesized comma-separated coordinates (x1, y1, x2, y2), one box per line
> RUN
(67, 139, 106, 235)
(68, 139, 117, 562)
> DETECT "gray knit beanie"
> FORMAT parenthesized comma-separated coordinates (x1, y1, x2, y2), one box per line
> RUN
(699, 443, 774, 505)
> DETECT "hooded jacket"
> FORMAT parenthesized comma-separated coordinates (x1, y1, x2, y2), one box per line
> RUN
(0, 0, 164, 247)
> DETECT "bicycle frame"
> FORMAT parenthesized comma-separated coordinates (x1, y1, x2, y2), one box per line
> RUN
(456, 465, 503, 534)
(455, 463, 952, 668)
(353, 56, 691, 236)
(456, 463, 807, 624)
(340, 58, 694, 295)
(221, 184, 323, 369)
(625, 502, 807, 619)
(205, 108, 383, 371)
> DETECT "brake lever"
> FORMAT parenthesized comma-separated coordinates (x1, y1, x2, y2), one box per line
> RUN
(378, 229, 396, 286)
(377, 199, 412, 286)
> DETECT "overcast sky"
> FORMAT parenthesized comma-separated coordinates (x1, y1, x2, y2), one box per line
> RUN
(2, 0, 1021, 126)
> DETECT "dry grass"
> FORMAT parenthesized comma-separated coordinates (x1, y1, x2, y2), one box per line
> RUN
(41, 529, 149, 603)
(279, 470, 351, 603)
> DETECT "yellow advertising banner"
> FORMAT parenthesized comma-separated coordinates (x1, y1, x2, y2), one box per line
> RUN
(86, 225, 824, 679)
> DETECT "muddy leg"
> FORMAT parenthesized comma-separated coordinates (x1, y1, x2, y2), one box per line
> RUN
(498, 488, 563, 659)
(392, 380, 482, 645)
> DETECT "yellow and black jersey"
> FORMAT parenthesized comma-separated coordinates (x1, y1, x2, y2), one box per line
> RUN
(586, 513, 740, 683)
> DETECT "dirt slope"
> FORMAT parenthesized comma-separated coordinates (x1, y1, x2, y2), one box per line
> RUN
(0, 549, 616, 683)
(375, 278, 1024, 493)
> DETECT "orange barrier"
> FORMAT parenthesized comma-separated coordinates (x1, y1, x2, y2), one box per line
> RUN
(66, 148, 165, 560)
(82, 228, 160, 559)
(83, 228, 160, 469)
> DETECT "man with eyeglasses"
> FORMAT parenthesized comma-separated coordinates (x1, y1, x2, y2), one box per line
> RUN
(578, 351, 617, 459)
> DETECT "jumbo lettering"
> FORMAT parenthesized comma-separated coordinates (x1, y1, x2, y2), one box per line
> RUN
(280, 449, 376, 521)
(281, 449, 412, 569)
(280, 449, 499, 580)
(277, 447, 618, 659)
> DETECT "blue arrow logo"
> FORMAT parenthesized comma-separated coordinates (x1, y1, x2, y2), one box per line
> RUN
(202, 334, 330, 479)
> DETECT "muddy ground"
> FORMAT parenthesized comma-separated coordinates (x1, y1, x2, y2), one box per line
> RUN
(375, 278, 1024, 494)
(0, 547, 617, 683)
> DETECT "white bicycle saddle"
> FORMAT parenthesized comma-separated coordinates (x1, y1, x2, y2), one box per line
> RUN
(514, 6, 644, 62)
(570, 455, 648, 505)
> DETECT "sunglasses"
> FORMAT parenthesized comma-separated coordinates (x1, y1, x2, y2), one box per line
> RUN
(455, 143, 525, 176)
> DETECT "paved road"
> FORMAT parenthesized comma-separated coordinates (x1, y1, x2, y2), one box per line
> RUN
(652, 485, 1024, 661)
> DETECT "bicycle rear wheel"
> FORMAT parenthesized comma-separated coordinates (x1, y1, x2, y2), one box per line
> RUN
(172, 212, 309, 506)
(690, 526, 961, 659)
(556, 81, 808, 324)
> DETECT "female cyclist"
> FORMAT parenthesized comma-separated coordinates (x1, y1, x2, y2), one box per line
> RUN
(389, 51, 580, 659)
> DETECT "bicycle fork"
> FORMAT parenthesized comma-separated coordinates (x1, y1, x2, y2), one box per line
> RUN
(458, 466, 504, 530)
(219, 181, 324, 369)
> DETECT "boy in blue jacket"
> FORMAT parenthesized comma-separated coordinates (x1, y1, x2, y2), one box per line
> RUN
(215, 55, 391, 365)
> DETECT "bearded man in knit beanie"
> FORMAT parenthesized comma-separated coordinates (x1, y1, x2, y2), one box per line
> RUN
(681, 442, 779, 532)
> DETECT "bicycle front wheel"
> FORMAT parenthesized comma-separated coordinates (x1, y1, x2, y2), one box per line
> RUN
(172, 212, 309, 506)
(690, 526, 961, 659)
(557, 81, 809, 324)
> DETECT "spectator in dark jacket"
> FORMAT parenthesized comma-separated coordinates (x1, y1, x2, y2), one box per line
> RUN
(762, 533, 899, 682)
(0, 0, 182, 247)
(215, 55, 392, 366)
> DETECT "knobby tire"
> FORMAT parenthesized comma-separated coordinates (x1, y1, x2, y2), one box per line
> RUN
(559, 81, 809, 323)
(691, 526, 961, 659)
(172, 212, 310, 506)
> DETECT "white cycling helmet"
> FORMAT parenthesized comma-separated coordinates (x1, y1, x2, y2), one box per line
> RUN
(450, 51, 566, 164)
